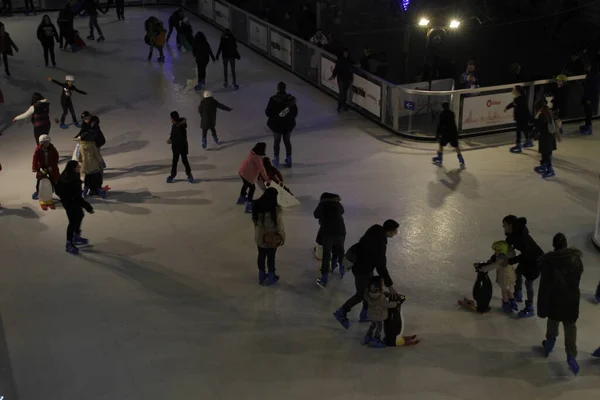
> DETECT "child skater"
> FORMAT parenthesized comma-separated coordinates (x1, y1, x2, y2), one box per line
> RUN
(363, 276, 398, 348)
(166, 111, 193, 183)
(48, 75, 87, 129)
(432, 101, 465, 167)
(533, 100, 557, 179)
(477, 240, 518, 313)
(13, 92, 51, 144)
(198, 90, 232, 149)
(315, 192, 346, 288)
(77, 130, 107, 198)
(31, 134, 59, 200)
(237, 142, 270, 213)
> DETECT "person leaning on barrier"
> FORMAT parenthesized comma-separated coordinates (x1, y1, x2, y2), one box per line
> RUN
(329, 48, 355, 113)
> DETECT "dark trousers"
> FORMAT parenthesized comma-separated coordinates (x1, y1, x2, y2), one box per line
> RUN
(84, 171, 103, 193)
(546, 319, 577, 357)
(515, 272, 535, 305)
(24, 0, 34, 11)
(257, 246, 277, 273)
(341, 272, 372, 314)
(273, 132, 292, 158)
(89, 14, 103, 37)
(583, 101, 593, 126)
(516, 122, 529, 143)
(58, 27, 73, 49)
(60, 100, 77, 124)
(197, 61, 208, 83)
(541, 152, 552, 166)
(202, 127, 217, 139)
(116, 0, 124, 18)
(65, 206, 84, 243)
(366, 321, 383, 339)
(171, 152, 192, 177)
(240, 176, 256, 202)
(1, 52, 8, 73)
(320, 234, 345, 275)
(223, 58, 237, 84)
(337, 79, 351, 110)
(148, 46, 164, 59)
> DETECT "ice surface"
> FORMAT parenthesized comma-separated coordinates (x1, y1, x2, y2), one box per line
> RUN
(0, 7, 600, 400)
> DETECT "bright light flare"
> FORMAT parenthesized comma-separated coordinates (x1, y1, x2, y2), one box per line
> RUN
(418, 18, 430, 27)
(449, 19, 461, 28)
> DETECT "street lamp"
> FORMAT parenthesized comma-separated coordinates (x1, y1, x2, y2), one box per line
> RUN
(418, 18, 430, 27)
(449, 19, 461, 29)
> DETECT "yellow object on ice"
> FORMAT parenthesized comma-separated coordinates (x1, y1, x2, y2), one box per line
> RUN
(491, 240, 510, 256)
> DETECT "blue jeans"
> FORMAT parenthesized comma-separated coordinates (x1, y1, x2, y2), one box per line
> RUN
(515, 271, 535, 305)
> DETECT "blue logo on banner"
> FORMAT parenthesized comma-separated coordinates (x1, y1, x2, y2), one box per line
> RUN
(404, 100, 415, 110)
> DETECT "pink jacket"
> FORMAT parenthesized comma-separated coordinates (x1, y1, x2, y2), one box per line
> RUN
(238, 151, 269, 183)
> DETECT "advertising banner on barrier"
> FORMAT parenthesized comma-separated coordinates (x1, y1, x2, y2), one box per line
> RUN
(199, 0, 214, 20)
(320, 57, 338, 93)
(214, 1, 230, 29)
(270, 31, 292, 66)
(461, 92, 515, 130)
(248, 19, 268, 53)
(352, 74, 381, 117)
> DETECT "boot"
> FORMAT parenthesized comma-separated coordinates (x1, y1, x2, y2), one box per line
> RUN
(201, 138, 207, 149)
(264, 272, 279, 286)
(359, 307, 370, 322)
(166, 175, 175, 183)
(514, 290, 523, 302)
(510, 143, 522, 153)
(194, 83, 203, 91)
(533, 164, 546, 174)
(212, 135, 220, 145)
(233, 83, 239, 90)
(157, 56, 165, 62)
(258, 270, 267, 285)
(284, 156, 292, 168)
(272, 156, 279, 167)
(509, 298, 518, 311)
(32, 192, 39, 200)
(432, 152, 443, 165)
(236, 195, 246, 205)
(542, 339, 555, 357)
(579, 124, 592, 135)
(316, 274, 328, 288)
(333, 308, 350, 329)
(368, 338, 387, 348)
(457, 154, 465, 167)
(518, 303, 535, 318)
(541, 165, 555, 179)
(96, 188, 107, 199)
(97, 36, 105, 42)
(73, 121, 81, 128)
(65, 242, 79, 255)
(523, 139, 534, 148)
(567, 355, 580, 375)
(187, 174, 194, 183)
(244, 201, 253, 213)
(363, 335, 373, 345)
(72, 233, 89, 245)
(501, 301, 514, 313)
(60, 123, 69, 129)
(592, 347, 600, 357)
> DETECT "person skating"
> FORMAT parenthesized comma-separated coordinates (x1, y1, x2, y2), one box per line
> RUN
(198, 90, 231, 149)
(579, 63, 599, 135)
(265, 81, 298, 168)
(502, 215, 544, 317)
(84, 0, 105, 42)
(77, 125, 107, 198)
(505, 85, 532, 153)
(13, 92, 51, 144)
(24, 0, 35, 15)
(0, 23, 19, 76)
(144, 16, 166, 62)
(166, 8, 184, 48)
(432, 101, 465, 167)
(48, 75, 87, 129)
(552, 75, 568, 135)
(533, 100, 557, 179)
(31, 134, 59, 200)
(166, 111, 193, 183)
(55, 160, 94, 255)
(78, 115, 106, 167)
(363, 276, 399, 347)
(259, 157, 292, 194)
(74, 110, 92, 140)
(115, 0, 125, 20)
(37, 15, 59, 67)
(476, 241, 518, 313)
(179, 18, 194, 51)
(193, 32, 215, 90)
(328, 48, 355, 112)
(238, 142, 270, 213)
(57, 4, 76, 51)
(537, 233, 583, 374)
(333, 220, 400, 329)
(315, 192, 346, 288)
(215, 29, 240, 90)
(253, 187, 285, 285)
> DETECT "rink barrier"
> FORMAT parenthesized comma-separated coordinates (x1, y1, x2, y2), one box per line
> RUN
(31, 0, 600, 140)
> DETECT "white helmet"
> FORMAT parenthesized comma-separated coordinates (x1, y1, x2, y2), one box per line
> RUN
(38, 134, 51, 144)
(65, 75, 75, 82)
(203, 90, 213, 98)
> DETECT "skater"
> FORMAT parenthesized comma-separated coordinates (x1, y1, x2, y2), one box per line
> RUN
(328, 48, 355, 112)
(432, 101, 465, 167)
(253, 187, 285, 285)
(533, 100, 557, 179)
(55, 160, 94, 255)
(315, 192, 346, 288)
(49, 75, 87, 129)
(215, 29, 240, 90)
(31, 134, 59, 200)
(237, 142, 270, 213)
(505, 85, 532, 153)
(476, 241, 518, 313)
(537, 233, 583, 375)
(333, 219, 400, 329)
(37, 15, 59, 67)
(144, 16, 166, 62)
(57, 4, 75, 51)
(84, 0, 105, 42)
(180, 18, 194, 51)
(74, 110, 92, 139)
(259, 157, 292, 194)
(0, 23, 19, 76)
(198, 90, 231, 149)
(24, 0, 35, 15)
(77, 131, 106, 198)
(363, 276, 400, 347)
(13, 92, 51, 144)
(166, 111, 193, 183)
(265, 81, 298, 167)
(193, 32, 215, 90)
(552, 74, 568, 135)
(502, 215, 544, 317)
(166, 8, 184, 48)
(115, 0, 124, 20)
(78, 115, 106, 167)
(579, 63, 599, 135)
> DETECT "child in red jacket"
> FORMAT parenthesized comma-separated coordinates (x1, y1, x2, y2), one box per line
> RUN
(237, 142, 269, 213)
(32, 134, 59, 200)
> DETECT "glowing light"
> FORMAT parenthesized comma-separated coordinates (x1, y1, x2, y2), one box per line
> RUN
(402, 0, 411, 11)
(418, 18, 430, 27)
(449, 19, 461, 28)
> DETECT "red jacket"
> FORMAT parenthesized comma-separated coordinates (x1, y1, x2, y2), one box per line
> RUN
(238, 151, 269, 183)
(32, 144, 60, 182)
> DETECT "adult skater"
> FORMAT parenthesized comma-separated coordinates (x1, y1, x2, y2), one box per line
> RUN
(13, 92, 51, 144)
(144, 16, 166, 62)
(179, 18, 194, 51)
(55, 160, 94, 255)
(198, 90, 231, 149)
(48, 75, 86, 129)
(502, 215, 544, 317)
(315, 192, 346, 288)
(84, 0, 105, 42)
(253, 187, 285, 285)
(579, 63, 599, 135)
(166, 8, 184, 48)
(57, 4, 75, 51)
(192, 31, 215, 90)
(265, 81, 298, 168)
(166, 111, 193, 183)
(77, 125, 106, 198)
(0, 23, 19, 76)
(31, 134, 59, 200)
(328, 48, 355, 112)
(115, 0, 124, 20)
(533, 100, 557, 179)
(238, 142, 270, 213)
(37, 15, 59, 67)
(505, 85, 532, 153)
(552, 74, 568, 135)
(215, 29, 240, 90)
(432, 101, 465, 167)
(333, 219, 400, 329)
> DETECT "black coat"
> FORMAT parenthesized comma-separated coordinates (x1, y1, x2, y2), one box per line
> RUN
(0, 33, 18, 56)
(313, 193, 346, 237)
(535, 113, 556, 154)
(505, 94, 530, 125)
(537, 248, 583, 323)
(55, 172, 93, 212)
(265, 92, 298, 134)
(83, 0, 99, 16)
(353, 224, 393, 287)
(80, 124, 106, 149)
(193, 34, 215, 64)
(57, 7, 74, 30)
(37, 23, 59, 45)
(216, 32, 239, 59)
(198, 97, 231, 130)
(582, 71, 600, 104)
(168, 9, 184, 32)
(169, 118, 188, 155)
(552, 85, 568, 119)
(506, 220, 544, 280)
(436, 109, 458, 139)
(331, 55, 355, 82)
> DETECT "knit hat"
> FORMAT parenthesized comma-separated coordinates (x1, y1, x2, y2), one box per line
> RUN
(203, 90, 213, 98)
(252, 142, 267, 156)
(38, 134, 51, 143)
(65, 75, 75, 82)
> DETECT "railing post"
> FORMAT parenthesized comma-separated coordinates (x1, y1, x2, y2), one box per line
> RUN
(392, 87, 399, 131)
(380, 83, 387, 125)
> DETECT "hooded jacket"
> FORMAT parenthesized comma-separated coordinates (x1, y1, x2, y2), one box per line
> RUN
(366, 291, 398, 322)
(79, 121, 106, 149)
(238, 151, 269, 183)
(32, 143, 60, 182)
(535, 112, 556, 154)
(353, 224, 394, 287)
(582, 69, 600, 103)
(169, 117, 188, 154)
(537, 248, 583, 323)
(216, 30, 239, 59)
(168, 9, 184, 32)
(265, 92, 298, 134)
(506, 218, 544, 280)
(505, 94, 530, 125)
(198, 96, 231, 130)
(55, 172, 93, 212)
(313, 192, 345, 237)
(77, 140, 103, 174)
(57, 6, 74, 30)
(37, 18, 59, 45)
(193, 32, 215, 64)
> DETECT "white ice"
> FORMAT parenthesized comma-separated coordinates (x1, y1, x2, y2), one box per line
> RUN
(0, 7, 600, 400)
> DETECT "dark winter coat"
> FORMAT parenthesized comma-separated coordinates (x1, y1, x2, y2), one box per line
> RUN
(506, 219, 544, 280)
(353, 224, 394, 287)
(57, 7, 75, 31)
(537, 248, 583, 323)
(216, 31, 239, 60)
(198, 97, 231, 130)
(505, 94, 530, 125)
(37, 21, 59, 45)
(0, 33, 18, 56)
(552, 85, 568, 119)
(83, 0, 99, 16)
(313, 193, 346, 237)
(180, 23, 194, 46)
(169, 118, 189, 155)
(582, 71, 600, 104)
(265, 92, 298, 134)
(80, 124, 106, 149)
(436, 109, 458, 140)
(535, 112, 556, 154)
(55, 172, 93, 212)
(331, 55, 355, 82)
(193, 32, 215, 64)
(168, 9, 184, 32)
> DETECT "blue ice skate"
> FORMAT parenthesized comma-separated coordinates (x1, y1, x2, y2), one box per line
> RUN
(514, 290, 523, 303)
(272, 155, 279, 167)
(264, 272, 279, 286)
(258, 270, 267, 285)
(567, 355, 580, 375)
(72, 234, 89, 246)
(542, 339, 555, 357)
(236, 196, 246, 205)
(541, 166, 555, 179)
(284, 156, 292, 168)
(187, 174, 194, 183)
(244, 201, 253, 213)
(368, 338, 387, 348)
(517, 304, 535, 318)
(333, 308, 350, 329)
(201, 138, 207, 150)
(166, 176, 175, 183)
(523, 139, 534, 148)
(316, 274, 328, 288)
(65, 242, 79, 255)
(359, 307, 370, 323)
(60, 123, 69, 129)
(592, 347, 600, 357)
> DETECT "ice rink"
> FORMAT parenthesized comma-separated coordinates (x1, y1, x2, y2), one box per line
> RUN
(0, 7, 600, 400)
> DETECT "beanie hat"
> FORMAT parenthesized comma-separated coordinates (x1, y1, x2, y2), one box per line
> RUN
(65, 75, 75, 82)
(252, 142, 267, 156)
(81, 111, 91, 119)
(203, 90, 213, 98)
(38, 134, 51, 144)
